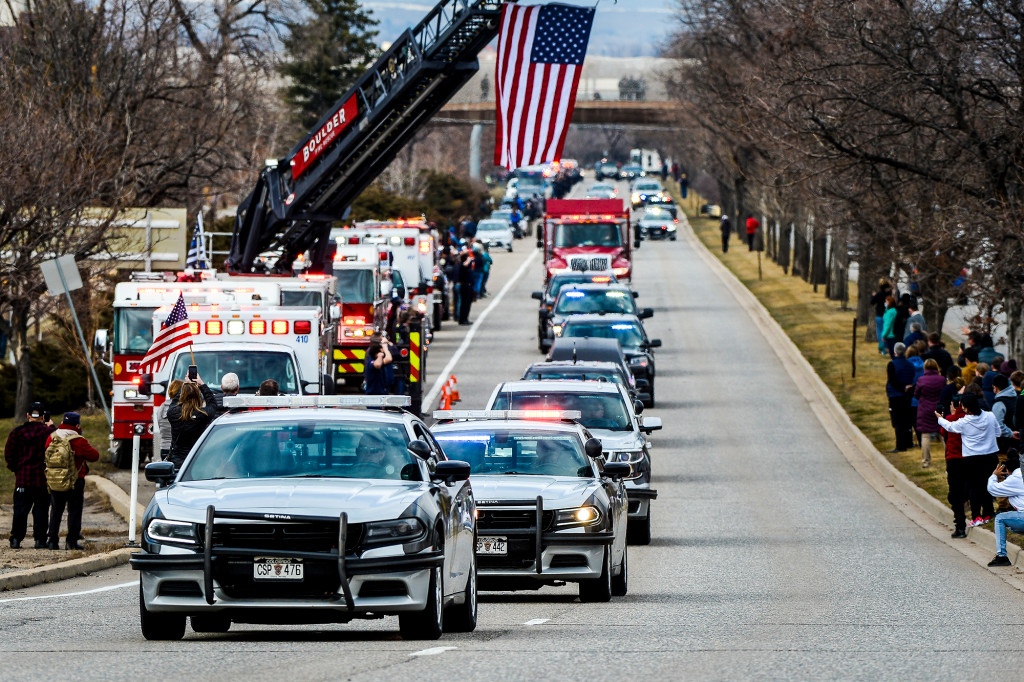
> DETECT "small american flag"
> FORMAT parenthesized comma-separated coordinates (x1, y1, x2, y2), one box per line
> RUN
(494, 3, 595, 170)
(139, 294, 193, 374)
(186, 213, 208, 269)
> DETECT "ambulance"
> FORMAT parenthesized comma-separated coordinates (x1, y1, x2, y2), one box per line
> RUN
(330, 246, 393, 389)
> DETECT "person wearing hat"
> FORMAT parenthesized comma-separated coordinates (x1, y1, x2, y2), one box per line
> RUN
(4, 402, 55, 549)
(44, 412, 100, 550)
(885, 342, 916, 453)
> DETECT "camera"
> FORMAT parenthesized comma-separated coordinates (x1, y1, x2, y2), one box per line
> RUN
(188, 364, 198, 380)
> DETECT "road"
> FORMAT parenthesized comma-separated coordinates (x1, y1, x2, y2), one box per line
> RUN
(3, 178, 1022, 680)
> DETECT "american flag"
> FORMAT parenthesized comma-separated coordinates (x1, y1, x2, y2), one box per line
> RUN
(494, 3, 594, 170)
(185, 213, 208, 269)
(138, 294, 193, 374)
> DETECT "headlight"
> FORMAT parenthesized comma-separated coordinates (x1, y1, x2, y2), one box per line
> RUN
(147, 519, 197, 545)
(628, 356, 648, 367)
(553, 324, 563, 336)
(611, 450, 643, 464)
(613, 267, 629, 276)
(123, 389, 139, 399)
(631, 193, 640, 203)
(554, 506, 602, 528)
(364, 517, 426, 545)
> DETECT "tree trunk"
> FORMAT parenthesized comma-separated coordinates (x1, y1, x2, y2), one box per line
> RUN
(811, 235, 828, 287)
(918, 276, 950, 338)
(1004, 289, 1024, 362)
(11, 299, 33, 420)
(777, 221, 791, 274)
(857, 263, 875, 342)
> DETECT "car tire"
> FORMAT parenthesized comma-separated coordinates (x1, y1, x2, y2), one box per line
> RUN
(140, 582, 185, 641)
(190, 614, 231, 634)
(399, 565, 444, 640)
(433, 303, 443, 332)
(611, 545, 628, 597)
(507, 243, 513, 252)
(628, 506, 652, 545)
(444, 553, 477, 632)
(578, 547, 612, 603)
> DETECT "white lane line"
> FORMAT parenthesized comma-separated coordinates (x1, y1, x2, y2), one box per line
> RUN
(524, 618, 549, 626)
(0, 580, 135, 604)
(423, 248, 540, 410)
(409, 646, 457, 657)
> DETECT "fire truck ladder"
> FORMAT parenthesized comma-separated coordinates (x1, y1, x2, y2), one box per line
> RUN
(229, 0, 510, 274)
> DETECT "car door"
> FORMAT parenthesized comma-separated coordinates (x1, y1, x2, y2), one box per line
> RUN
(417, 423, 472, 594)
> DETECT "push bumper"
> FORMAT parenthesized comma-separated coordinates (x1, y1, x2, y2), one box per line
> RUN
(625, 486, 657, 520)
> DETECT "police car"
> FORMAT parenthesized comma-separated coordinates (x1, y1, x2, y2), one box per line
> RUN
(541, 283, 653, 353)
(485, 381, 660, 544)
(131, 396, 476, 641)
(432, 411, 630, 601)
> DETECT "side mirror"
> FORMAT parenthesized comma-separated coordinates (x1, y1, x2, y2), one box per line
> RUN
(92, 328, 109, 356)
(321, 374, 335, 395)
(380, 280, 393, 297)
(536, 238, 543, 249)
(639, 308, 654, 319)
(649, 339, 662, 348)
(633, 238, 641, 249)
(431, 460, 471, 483)
(632, 291, 639, 299)
(602, 462, 630, 479)
(641, 416, 663, 433)
(138, 373, 153, 397)
(151, 382, 166, 396)
(633, 399, 644, 415)
(584, 437, 603, 459)
(145, 461, 175, 485)
(396, 286, 407, 300)
(329, 304, 342, 321)
(408, 439, 432, 460)
(531, 291, 544, 301)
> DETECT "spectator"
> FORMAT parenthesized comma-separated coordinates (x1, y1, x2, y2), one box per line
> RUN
(985, 462, 1024, 566)
(991, 374, 1018, 450)
(916, 359, 945, 468)
(719, 215, 731, 253)
(364, 337, 394, 396)
(923, 333, 954, 373)
(4, 402, 54, 549)
(478, 243, 493, 297)
(894, 294, 913, 343)
(1013, 370, 1024, 432)
(938, 366, 964, 415)
(958, 330, 982, 368)
(457, 247, 476, 325)
(943, 393, 969, 538)
(975, 362, 992, 405)
(905, 301, 926, 335)
(870, 279, 895, 355)
(1000, 358, 1019, 377)
(214, 372, 240, 415)
(156, 379, 183, 462)
(903, 322, 925, 348)
(167, 375, 217, 470)
(745, 214, 759, 251)
(886, 342, 916, 452)
(45, 412, 99, 550)
(882, 296, 899, 357)
(983, 360, 1002, 408)
(936, 393, 1000, 528)
(978, 333, 1004, 365)
(471, 241, 486, 300)
(257, 379, 280, 396)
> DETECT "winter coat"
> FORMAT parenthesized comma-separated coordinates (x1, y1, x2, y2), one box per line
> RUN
(881, 307, 898, 340)
(923, 346, 954, 373)
(915, 370, 945, 433)
(44, 427, 99, 479)
(869, 287, 892, 317)
(887, 357, 916, 398)
(167, 383, 217, 468)
(978, 345, 1004, 366)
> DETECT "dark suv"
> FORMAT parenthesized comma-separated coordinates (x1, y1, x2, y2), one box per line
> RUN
(557, 315, 661, 407)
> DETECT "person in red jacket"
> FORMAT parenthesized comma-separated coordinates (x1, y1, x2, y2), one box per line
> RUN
(942, 393, 969, 538)
(4, 402, 55, 548)
(745, 214, 760, 251)
(45, 412, 99, 550)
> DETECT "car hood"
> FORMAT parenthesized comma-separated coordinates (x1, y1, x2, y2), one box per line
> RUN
(155, 478, 428, 523)
(589, 429, 644, 451)
(471, 475, 596, 508)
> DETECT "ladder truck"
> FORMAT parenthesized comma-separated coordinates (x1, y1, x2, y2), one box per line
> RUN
(226, 0, 513, 413)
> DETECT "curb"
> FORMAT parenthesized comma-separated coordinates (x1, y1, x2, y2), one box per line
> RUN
(0, 547, 135, 592)
(87, 474, 145, 530)
(681, 217, 1024, 585)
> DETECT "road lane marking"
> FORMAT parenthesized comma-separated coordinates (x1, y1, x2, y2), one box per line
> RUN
(423, 248, 540, 410)
(409, 646, 456, 657)
(524, 618, 549, 625)
(0, 580, 135, 604)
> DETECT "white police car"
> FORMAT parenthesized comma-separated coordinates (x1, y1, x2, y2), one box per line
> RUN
(131, 396, 476, 641)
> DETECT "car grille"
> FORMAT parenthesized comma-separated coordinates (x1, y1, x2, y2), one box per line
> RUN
(569, 255, 611, 272)
(216, 559, 343, 600)
(477, 509, 553, 531)
(207, 520, 364, 553)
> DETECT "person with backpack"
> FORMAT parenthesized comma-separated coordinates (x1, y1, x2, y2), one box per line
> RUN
(4, 402, 55, 549)
(45, 412, 99, 550)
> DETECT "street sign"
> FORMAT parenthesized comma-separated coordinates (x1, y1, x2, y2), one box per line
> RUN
(39, 255, 84, 296)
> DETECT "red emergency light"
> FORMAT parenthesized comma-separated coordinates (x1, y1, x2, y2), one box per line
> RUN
(271, 320, 288, 334)
(348, 237, 360, 244)
(591, 276, 612, 283)
(294, 320, 312, 335)
(188, 321, 200, 335)
(250, 320, 267, 334)
(205, 320, 222, 335)
(343, 316, 366, 326)
(419, 240, 431, 254)
(378, 251, 389, 262)
(302, 274, 327, 280)
(131, 375, 142, 385)
(404, 237, 416, 246)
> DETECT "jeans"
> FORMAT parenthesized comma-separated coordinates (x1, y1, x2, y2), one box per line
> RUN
(875, 316, 885, 351)
(967, 453, 998, 521)
(11, 485, 49, 544)
(947, 457, 970, 531)
(885, 337, 897, 358)
(994, 511, 1024, 555)
(888, 395, 914, 450)
(48, 477, 85, 546)
(473, 271, 484, 298)
(721, 231, 729, 253)
(480, 270, 490, 296)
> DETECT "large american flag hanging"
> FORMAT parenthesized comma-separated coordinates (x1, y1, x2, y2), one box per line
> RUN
(139, 294, 193, 374)
(495, 3, 595, 170)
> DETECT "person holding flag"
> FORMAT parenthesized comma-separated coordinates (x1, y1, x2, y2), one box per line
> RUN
(185, 213, 209, 271)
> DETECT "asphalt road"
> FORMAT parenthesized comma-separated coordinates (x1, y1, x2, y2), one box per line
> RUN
(3, 178, 1023, 681)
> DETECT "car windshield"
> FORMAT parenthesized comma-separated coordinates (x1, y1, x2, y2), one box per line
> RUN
(524, 368, 625, 386)
(435, 430, 590, 477)
(624, 166, 642, 173)
(170, 351, 299, 394)
(115, 307, 157, 354)
(555, 289, 634, 315)
(491, 210, 513, 220)
(182, 421, 414, 481)
(548, 275, 612, 299)
(281, 290, 323, 309)
(635, 182, 660, 192)
(562, 321, 644, 348)
(334, 268, 374, 304)
(644, 207, 675, 220)
(490, 393, 632, 432)
(478, 220, 508, 232)
(554, 222, 622, 248)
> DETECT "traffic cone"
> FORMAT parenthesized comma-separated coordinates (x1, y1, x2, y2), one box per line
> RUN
(439, 383, 452, 410)
(449, 375, 460, 403)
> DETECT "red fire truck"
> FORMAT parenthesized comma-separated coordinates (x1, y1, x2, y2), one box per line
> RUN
(538, 199, 636, 282)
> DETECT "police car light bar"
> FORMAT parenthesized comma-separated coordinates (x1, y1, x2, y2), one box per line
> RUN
(433, 410, 582, 421)
(224, 395, 412, 409)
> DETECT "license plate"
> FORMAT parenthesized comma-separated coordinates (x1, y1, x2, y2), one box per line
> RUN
(476, 536, 507, 555)
(253, 557, 303, 581)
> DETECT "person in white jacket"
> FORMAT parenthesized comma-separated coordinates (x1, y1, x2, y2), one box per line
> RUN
(936, 393, 1000, 527)
(985, 463, 1024, 566)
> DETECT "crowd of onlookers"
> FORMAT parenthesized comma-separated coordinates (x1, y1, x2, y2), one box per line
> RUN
(873, 278, 1024, 565)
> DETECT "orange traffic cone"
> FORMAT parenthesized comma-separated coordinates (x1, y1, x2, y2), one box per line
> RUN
(449, 375, 460, 403)
(439, 383, 452, 410)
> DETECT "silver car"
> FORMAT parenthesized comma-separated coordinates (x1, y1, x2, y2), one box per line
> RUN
(485, 381, 660, 544)
(131, 396, 477, 641)
(432, 415, 630, 601)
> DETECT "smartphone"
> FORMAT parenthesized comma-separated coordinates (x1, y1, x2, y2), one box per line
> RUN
(188, 364, 198, 380)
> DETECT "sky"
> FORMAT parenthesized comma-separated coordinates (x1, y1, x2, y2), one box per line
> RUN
(361, 0, 680, 57)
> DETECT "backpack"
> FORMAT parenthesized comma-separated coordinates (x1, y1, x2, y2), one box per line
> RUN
(45, 434, 78, 493)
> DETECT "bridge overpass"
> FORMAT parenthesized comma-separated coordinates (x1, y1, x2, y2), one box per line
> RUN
(436, 100, 679, 128)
